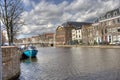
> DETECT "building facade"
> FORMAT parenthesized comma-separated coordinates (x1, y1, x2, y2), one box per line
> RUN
(15, 7, 120, 46)
(56, 22, 92, 45)
(82, 24, 93, 45)
(72, 22, 92, 44)
(72, 28, 82, 44)
(44, 33, 54, 44)
(98, 7, 120, 44)
(56, 22, 76, 45)
(55, 26, 69, 45)
(92, 22, 102, 44)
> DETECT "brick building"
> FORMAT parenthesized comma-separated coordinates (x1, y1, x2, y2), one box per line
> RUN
(81, 24, 93, 45)
(38, 33, 54, 44)
(56, 26, 66, 45)
(92, 22, 102, 44)
(56, 22, 76, 45)
(72, 22, 92, 44)
(56, 22, 92, 45)
(97, 7, 120, 44)
(31, 36, 40, 43)
(44, 33, 54, 43)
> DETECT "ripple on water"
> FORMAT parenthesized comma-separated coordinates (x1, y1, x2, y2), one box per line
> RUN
(19, 47, 120, 80)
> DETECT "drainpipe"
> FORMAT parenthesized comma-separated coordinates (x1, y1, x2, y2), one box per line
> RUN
(0, 19, 2, 80)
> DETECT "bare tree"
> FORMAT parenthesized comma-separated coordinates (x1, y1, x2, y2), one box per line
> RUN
(0, 0, 24, 45)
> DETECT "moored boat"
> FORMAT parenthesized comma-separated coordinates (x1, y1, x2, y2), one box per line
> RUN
(22, 46, 38, 58)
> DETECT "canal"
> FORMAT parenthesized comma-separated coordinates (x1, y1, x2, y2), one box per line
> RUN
(19, 47, 120, 80)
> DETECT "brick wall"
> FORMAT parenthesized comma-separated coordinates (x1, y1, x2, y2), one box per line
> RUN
(0, 48, 2, 80)
(1, 46, 20, 80)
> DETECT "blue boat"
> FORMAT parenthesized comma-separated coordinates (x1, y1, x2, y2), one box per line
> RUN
(22, 46, 38, 58)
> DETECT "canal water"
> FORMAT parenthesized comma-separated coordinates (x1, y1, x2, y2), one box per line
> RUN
(19, 47, 120, 80)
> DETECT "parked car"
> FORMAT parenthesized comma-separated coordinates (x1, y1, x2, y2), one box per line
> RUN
(18, 45, 26, 50)
(2, 42, 16, 46)
(3, 43, 9, 46)
(110, 40, 120, 45)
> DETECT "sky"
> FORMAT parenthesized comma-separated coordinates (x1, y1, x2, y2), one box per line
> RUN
(17, 0, 120, 38)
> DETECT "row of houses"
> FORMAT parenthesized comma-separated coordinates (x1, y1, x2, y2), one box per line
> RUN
(12, 7, 120, 46)
(55, 7, 120, 45)
(14, 33, 55, 45)
(55, 22, 91, 45)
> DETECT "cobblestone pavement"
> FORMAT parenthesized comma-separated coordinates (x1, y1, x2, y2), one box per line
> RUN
(19, 47, 120, 80)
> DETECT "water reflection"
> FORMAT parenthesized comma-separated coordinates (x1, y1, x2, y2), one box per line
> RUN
(21, 57, 38, 64)
(19, 47, 120, 80)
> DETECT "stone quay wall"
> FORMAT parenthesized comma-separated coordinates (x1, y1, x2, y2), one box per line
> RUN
(1, 46, 20, 80)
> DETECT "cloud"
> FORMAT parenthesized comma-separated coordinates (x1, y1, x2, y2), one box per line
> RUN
(18, 0, 120, 38)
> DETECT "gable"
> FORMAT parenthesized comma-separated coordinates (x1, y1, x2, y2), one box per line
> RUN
(56, 26, 64, 31)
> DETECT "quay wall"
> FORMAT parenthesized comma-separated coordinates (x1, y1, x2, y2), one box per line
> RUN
(1, 46, 20, 80)
(55, 45, 120, 49)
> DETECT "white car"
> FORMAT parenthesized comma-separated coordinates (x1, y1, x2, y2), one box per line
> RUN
(18, 45, 26, 50)
(3, 43, 9, 46)
(110, 40, 120, 45)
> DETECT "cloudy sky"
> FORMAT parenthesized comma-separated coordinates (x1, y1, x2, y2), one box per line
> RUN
(18, 0, 120, 38)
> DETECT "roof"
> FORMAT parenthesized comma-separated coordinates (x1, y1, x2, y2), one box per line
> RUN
(62, 21, 92, 29)
(99, 7, 120, 20)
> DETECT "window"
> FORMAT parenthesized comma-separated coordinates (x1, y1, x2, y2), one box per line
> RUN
(100, 16, 105, 20)
(102, 29, 104, 35)
(105, 29, 107, 33)
(102, 22, 106, 26)
(113, 36, 117, 41)
(108, 21, 112, 25)
(107, 13, 111, 18)
(118, 27, 120, 32)
(109, 36, 111, 42)
(118, 35, 120, 41)
(113, 19, 115, 24)
(112, 28, 116, 32)
(107, 28, 111, 33)
(117, 18, 120, 23)
(118, 29, 120, 32)
(113, 11, 117, 16)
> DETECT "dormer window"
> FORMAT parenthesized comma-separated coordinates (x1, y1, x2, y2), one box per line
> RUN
(107, 13, 111, 18)
(113, 11, 117, 16)
(102, 17, 105, 20)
